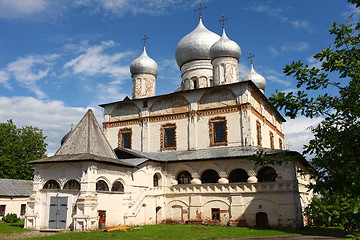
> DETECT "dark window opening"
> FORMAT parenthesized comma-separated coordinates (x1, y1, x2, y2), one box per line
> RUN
(0, 205, 6, 217)
(193, 79, 198, 89)
(256, 121, 262, 147)
(143, 100, 148, 108)
(269, 132, 274, 149)
(162, 124, 176, 149)
(177, 171, 192, 184)
(210, 118, 227, 146)
(20, 204, 26, 215)
(201, 169, 220, 184)
(211, 208, 220, 221)
(153, 173, 160, 187)
(257, 167, 277, 182)
(279, 139, 283, 150)
(229, 169, 248, 183)
(64, 180, 80, 190)
(43, 180, 60, 190)
(111, 181, 124, 192)
(119, 128, 132, 149)
(96, 180, 109, 191)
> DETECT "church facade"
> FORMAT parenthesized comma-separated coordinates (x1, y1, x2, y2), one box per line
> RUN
(24, 17, 312, 231)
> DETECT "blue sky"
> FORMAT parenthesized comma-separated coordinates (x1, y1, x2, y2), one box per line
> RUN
(0, 0, 357, 155)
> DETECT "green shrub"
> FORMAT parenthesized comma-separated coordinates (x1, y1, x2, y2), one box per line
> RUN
(2, 213, 20, 223)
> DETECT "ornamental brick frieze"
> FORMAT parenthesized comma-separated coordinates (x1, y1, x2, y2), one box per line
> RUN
(103, 104, 251, 128)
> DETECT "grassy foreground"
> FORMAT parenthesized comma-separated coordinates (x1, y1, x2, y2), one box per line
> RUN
(27, 225, 299, 240)
(0, 221, 29, 234)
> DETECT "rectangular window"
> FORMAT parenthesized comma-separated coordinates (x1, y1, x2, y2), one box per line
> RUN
(279, 139, 283, 150)
(210, 117, 227, 146)
(118, 128, 132, 149)
(211, 208, 220, 221)
(20, 204, 26, 215)
(161, 124, 176, 150)
(256, 121, 262, 147)
(0, 205, 6, 217)
(269, 132, 274, 149)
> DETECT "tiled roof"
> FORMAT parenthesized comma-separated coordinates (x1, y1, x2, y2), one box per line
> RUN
(0, 179, 33, 197)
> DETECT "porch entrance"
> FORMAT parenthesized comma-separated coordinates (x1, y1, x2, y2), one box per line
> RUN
(49, 197, 68, 229)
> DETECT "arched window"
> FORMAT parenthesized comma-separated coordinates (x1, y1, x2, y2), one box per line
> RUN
(256, 121, 262, 147)
(43, 180, 60, 190)
(201, 169, 219, 184)
(153, 173, 161, 187)
(96, 180, 109, 191)
(63, 180, 80, 190)
(111, 181, 124, 192)
(229, 169, 248, 183)
(177, 171, 192, 184)
(257, 167, 277, 182)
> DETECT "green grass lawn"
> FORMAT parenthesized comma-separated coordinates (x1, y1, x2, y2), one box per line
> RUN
(0, 221, 30, 234)
(24, 224, 300, 240)
(0, 223, 351, 240)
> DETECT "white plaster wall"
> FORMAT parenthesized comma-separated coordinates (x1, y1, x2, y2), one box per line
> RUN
(0, 197, 28, 219)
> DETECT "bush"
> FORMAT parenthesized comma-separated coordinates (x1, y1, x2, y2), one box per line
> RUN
(2, 213, 20, 223)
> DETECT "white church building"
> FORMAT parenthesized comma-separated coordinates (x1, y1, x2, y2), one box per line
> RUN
(24, 16, 313, 231)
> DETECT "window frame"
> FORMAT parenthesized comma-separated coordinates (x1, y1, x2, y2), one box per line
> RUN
(211, 208, 220, 221)
(20, 204, 26, 216)
(0, 205, 6, 217)
(118, 128, 132, 149)
(209, 117, 228, 146)
(256, 121, 262, 147)
(161, 123, 176, 150)
(269, 132, 274, 149)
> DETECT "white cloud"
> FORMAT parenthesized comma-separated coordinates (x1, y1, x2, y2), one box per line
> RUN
(246, 4, 311, 32)
(261, 68, 293, 87)
(0, 96, 103, 155)
(64, 41, 131, 79)
(267, 47, 280, 57)
(5, 54, 59, 98)
(283, 116, 323, 154)
(0, 70, 11, 89)
(307, 55, 322, 69)
(281, 41, 310, 52)
(0, 0, 47, 18)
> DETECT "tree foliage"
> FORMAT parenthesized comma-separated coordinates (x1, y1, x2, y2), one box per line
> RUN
(0, 120, 47, 180)
(269, 3, 359, 232)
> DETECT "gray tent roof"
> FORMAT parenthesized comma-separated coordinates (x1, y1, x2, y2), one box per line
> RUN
(0, 179, 33, 197)
(55, 109, 117, 159)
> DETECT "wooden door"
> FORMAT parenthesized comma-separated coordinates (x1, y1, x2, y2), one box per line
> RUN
(98, 210, 106, 229)
(256, 212, 268, 228)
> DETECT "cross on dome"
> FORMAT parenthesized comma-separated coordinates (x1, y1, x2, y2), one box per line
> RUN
(194, 1, 207, 19)
(248, 53, 255, 65)
(219, 15, 228, 29)
(142, 35, 149, 47)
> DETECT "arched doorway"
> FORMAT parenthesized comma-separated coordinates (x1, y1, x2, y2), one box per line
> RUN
(256, 212, 269, 228)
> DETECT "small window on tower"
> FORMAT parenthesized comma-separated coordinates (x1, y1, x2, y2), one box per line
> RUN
(161, 124, 176, 150)
(143, 100, 148, 108)
(118, 128, 132, 149)
(210, 117, 227, 146)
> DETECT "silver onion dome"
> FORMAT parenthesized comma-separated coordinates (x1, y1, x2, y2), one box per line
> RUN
(210, 29, 241, 61)
(130, 46, 159, 77)
(242, 64, 266, 90)
(175, 18, 220, 67)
